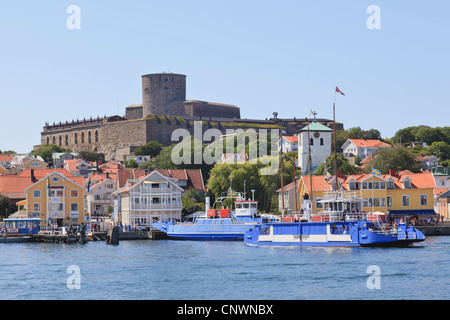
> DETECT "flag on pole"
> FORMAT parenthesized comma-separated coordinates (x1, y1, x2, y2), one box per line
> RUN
(335, 87, 345, 96)
(47, 176, 50, 190)
(372, 167, 381, 177)
(87, 177, 91, 192)
(324, 170, 332, 181)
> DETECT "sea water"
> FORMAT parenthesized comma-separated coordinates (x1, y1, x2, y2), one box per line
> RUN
(0, 236, 448, 300)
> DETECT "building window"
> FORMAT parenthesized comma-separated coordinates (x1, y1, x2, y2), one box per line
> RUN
(310, 138, 314, 146)
(402, 195, 409, 207)
(387, 195, 393, 207)
(387, 181, 394, 189)
(320, 138, 324, 146)
(403, 180, 411, 188)
(70, 203, 78, 211)
(33, 203, 41, 212)
(71, 190, 78, 197)
(33, 190, 41, 198)
(420, 194, 427, 206)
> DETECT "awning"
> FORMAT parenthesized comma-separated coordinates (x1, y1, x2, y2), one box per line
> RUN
(388, 209, 436, 216)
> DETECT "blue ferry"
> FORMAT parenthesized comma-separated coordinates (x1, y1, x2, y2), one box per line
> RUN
(152, 190, 276, 240)
(245, 191, 425, 247)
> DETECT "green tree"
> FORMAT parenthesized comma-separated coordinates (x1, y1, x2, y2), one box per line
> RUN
(133, 141, 163, 157)
(182, 187, 206, 215)
(78, 150, 100, 162)
(426, 141, 450, 161)
(31, 144, 71, 165)
(125, 159, 138, 168)
(0, 195, 16, 220)
(314, 153, 360, 176)
(369, 144, 421, 173)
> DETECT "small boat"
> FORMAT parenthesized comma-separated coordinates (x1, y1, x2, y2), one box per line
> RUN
(245, 191, 425, 247)
(152, 189, 276, 240)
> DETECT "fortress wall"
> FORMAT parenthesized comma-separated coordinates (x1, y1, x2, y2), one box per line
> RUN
(41, 123, 102, 153)
(99, 119, 147, 158)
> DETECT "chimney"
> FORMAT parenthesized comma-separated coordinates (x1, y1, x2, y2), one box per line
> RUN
(389, 169, 396, 176)
(30, 169, 37, 183)
(106, 172, 110, 179)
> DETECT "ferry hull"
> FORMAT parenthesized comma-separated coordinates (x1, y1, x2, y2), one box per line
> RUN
(244, 221, 425, 247)
(152, 220, 260, 241)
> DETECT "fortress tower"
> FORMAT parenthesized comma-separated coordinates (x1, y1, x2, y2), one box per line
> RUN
(142, 73, 187, 117)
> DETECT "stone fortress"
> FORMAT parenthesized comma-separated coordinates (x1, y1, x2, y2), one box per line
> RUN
(40, 72, 343, 161)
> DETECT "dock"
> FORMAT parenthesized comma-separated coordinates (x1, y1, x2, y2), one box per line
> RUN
(418, 223, 450, 236)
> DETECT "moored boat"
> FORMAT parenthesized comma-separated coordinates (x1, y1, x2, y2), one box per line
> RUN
(245, 191, 425, 247)
(152, 189, 277, 240)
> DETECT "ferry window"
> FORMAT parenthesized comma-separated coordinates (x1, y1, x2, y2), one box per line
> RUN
(243, 204, 249, 208)
(152, 198, 161, 204)
(250, 203, 257, 208)
(420, 194, 427, 206)
(134, 198, 140, 204)
(235, 204, 242, 209)
(33, 190, 41, 198)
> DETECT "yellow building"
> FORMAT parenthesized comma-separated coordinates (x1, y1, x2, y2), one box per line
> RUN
(24, 171, 86, 228)
(298, 170, 436, 222)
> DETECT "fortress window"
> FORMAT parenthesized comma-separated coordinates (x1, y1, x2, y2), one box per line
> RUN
(95, 130, 98, 143)
(52, 136, 56, 144)
(75, 133, 78, 144)
(59, 136, 62, 146)
(81, 132, 85, 144)
(65, 135, 68, 146)
(46, 137, 49, 145)
(88, 131, 92, 144)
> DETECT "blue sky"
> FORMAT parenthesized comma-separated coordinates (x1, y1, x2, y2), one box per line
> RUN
(0, 1, 448, 153)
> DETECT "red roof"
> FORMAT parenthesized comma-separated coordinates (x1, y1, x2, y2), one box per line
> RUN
(0, 154, 13, 162)
(349, 139, 391, 148)
(301, 170, 436, 193)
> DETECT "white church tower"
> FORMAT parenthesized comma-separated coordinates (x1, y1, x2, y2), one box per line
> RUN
(298, 121, 332, 174)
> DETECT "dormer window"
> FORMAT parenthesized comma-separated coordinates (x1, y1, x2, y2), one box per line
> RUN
(404, 180, 411, 188)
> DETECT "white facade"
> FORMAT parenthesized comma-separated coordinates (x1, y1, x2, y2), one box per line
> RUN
(277, 136, 298, 153)
(86, 178, 116, 216)
(298, 122, 332, 174)
(342, 139, 391, 160)
(114, 170, 183, 226)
